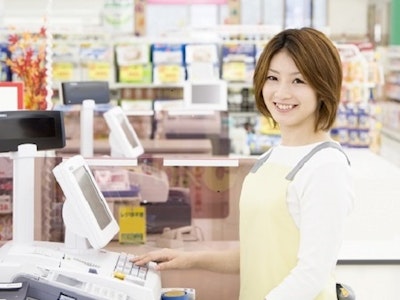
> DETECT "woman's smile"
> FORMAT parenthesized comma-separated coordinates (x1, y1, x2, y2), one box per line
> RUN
(273, 102, 298, 111)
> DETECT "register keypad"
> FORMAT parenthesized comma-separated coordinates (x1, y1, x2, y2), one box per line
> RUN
(114, 252, 148, 285)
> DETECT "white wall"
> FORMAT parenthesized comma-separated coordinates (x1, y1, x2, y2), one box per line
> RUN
(328, 0, 369, 36)
(0, 0, 378, 37)
(0, 0, 104, 30)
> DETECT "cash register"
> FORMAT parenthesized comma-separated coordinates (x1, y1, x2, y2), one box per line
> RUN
(0, 110, 162, 300)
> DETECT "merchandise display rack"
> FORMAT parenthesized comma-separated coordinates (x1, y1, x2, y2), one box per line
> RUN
(0, 26, 386, 155)
(380, 46, 400, 166)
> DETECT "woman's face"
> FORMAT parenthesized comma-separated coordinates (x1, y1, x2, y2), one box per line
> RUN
(262, 49, 318, 134)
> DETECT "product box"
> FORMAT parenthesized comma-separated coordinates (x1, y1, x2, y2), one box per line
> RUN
(151, 43, 185, 65)
(116, 43, 150, 65)
(185, 44, 218, 64)
(151, 43, 186, 84)
(185, 44, 220, 81)
(79, 42, 114, 82)
(52, 42, 80, 84)
(221, 43, 256, 82)
(115, 43, 153, 83)
(0, 43, 12, 82)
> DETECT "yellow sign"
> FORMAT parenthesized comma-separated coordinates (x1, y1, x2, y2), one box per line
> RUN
(157, 65, 181, 83)
(87, 62, 111, 80)
(120, 65, 144, 82)
(52, 62, 75, 81)
(118, 205, 146, 244)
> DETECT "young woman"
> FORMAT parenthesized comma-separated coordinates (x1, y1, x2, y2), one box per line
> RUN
(132, 27, 355, 300)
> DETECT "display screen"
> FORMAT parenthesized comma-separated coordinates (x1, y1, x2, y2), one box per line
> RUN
(119, 114, 138, 148)
(191, 84, 222, 105)
(0, 110, 65, 152)
(0, 117, 56, 139)
(185, 81, 227, 111)
(73, 165, 112, 230)
(61, 81, 110, 105)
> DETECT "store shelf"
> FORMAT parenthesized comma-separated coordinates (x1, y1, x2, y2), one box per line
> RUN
(385, 46, 400, 95)
(381, 45, 400, 167)
(112, 82, 185, 89)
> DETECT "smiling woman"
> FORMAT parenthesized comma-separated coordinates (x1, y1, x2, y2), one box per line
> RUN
(254, 27, 343, 139)
(131, 28, 355, 300)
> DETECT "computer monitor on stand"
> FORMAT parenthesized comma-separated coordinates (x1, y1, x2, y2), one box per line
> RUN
(52, 155, 119, 250)
(164, 80, 230, 155)
(103, 106, 144, 158)
(60, 81, 111, 157)
(0, 110, 65, 245)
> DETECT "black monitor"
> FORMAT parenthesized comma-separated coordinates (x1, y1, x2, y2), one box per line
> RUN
(60, 81, 110, 105)
(0, 110, 65, 152)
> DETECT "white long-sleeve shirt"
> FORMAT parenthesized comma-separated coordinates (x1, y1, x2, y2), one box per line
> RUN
(265, 142, 355, 299)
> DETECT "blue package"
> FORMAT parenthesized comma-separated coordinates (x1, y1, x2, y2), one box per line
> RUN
(151, 43, 186, 65)
(0, 42, 12, 81)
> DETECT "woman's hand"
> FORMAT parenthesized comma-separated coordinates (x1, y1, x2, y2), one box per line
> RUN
(132, 248, 240, 274)
(131, 248, 194, 271)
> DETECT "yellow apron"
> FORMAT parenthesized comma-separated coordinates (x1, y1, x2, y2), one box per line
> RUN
(239, 142, 348, 300)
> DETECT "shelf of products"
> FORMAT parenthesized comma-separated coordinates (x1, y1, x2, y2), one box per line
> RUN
(332, 43, 384, 149)
(380, 45, 400, 166)
(0, 31, 386, 155)
(385, 46, 400, 101)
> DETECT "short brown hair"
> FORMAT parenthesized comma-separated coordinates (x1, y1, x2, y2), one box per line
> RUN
(253, 27, 343, 131)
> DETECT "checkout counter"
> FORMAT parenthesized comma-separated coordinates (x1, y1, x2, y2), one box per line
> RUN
(101, 148, 400, 300)
(58, 138, 213, 156)
(3, 109, 400, 299)
(11, 148, 400, 299)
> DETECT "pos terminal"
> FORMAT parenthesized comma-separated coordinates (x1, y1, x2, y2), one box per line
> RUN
(0, 110, 163, 300)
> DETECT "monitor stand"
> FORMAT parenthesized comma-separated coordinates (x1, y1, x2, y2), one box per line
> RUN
(62, 199, 92, 251)
(9, 143, 90, 250)
(11, 143, 37, 246)
(108, 132, 125, 158)
(80, 99, 95, 157)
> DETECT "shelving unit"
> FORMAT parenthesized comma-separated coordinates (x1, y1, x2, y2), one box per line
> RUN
(380, 46, 400, 166)
(1, 28, 387, 156)
(385, 46, 400, 101)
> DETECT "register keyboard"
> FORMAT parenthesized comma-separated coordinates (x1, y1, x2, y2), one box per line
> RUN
(0, 242, 163, 300)
(113, 252, 151, 286)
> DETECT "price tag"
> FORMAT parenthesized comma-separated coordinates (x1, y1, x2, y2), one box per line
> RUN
(156, 65, 181, 83)
(120, 65, 144, 82)
(87, 62, 111, 80)
(222, 61, 246, 81)
(52, 62, 75, 81)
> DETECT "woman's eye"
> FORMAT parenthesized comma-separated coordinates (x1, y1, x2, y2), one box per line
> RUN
(266, 75, 277, 81)
(293, 78, 305, 84)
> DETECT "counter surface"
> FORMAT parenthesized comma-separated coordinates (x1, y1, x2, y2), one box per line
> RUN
(59, 138, 213, 155)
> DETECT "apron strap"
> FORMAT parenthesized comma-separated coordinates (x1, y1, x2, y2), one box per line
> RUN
(250, 151, 272, 173)
(285, 141, 350, 181)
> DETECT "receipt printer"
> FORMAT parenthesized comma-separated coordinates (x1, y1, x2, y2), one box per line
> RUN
(0, 282, 28, 299)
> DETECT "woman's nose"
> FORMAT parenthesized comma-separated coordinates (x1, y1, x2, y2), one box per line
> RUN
(273, 83, 292, 100)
